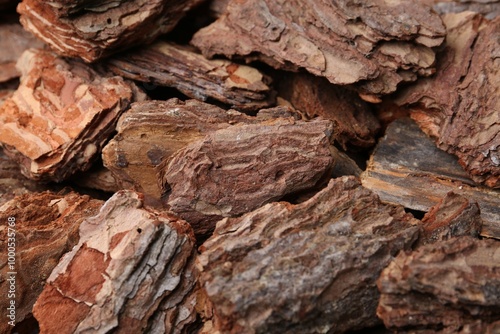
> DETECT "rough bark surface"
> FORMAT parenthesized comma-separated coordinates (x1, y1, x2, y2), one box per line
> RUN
(33, 190, 198, 334)
(17, 0, 204, 62)
(0, 49, 145, 182)
(197, 176, 420, 334)
(0, 23, 44, 83)
(377, 237, 500, 333)
(396, 13, 500, 188)
(191, 0, 445, 99)
(158, 118, 335, 235)
(432, 0, 500, 19)
(278, 72, 380, 149)
(102, 99, 265, 200)
(106, 42, 275, 111)
(361, 118, 500, 239)
(0, 191, 103, 333)
(418, 192, 482, 246)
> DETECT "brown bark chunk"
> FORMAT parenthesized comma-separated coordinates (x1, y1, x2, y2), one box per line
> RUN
(158, 118, 335, 235)
(396, 13, 500, 188)
(198, 176, 420, 333)
(0, 191, 103, 333)
(361, 118, 500, 239)
(106, 42, 275, 111)
(33, 190, 198, 334)
(17, 0, 204, 62)
(102, 99, 264, 200)
(0, 49, 145, 182)
(278, 72, 380, 149)
(192, 0, 445, 98)
(419, 192, 482, 245)
(378, 237, 500, 333)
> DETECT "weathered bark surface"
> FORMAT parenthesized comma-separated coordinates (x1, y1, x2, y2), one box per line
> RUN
(278, 72, 380, 149)
(418, 192, 482, 246)
(17, 0, 204, 62)
(0, 49, 145, 182)
(192, 0, 445, 99)
(0, 149, 49, 205)
(106, 42, 275, 111)
(0, 191, 103, 333)
(377, 237, 500, 333)
(0, 23, 44, 83)
(33, 190, 198, 334)
(102, 99, 264, 200)
(396, 13, 500, 188)
(432, 0, 500, 19)
(158, 118, 335, 235)
(361, 118, 500, 239)
(197, 176, 420, 334)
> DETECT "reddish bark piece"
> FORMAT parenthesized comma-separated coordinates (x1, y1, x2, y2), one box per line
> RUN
(192, 0, 445, 98)
(0, 23, 44, 83)
(419, 192, 482, 245)
(33, 190, 198, 334)
(278, 72, 380, 149)
(0, 191, 103, 333)
(198, 176, 420, 333)
(102, 99, 263, 200)
(106, 41, 275, 111)
(0, 49, 145, 182)
(158, 118, 335, 235)
(396, 13, 500, 188)
(17, 0, 204, 62)
(378, 237, 500, 333)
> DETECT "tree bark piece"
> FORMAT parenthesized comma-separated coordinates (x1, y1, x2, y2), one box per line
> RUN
(191, 0, 445, 99)
(17, 0, 204, 62)
(361, 118, 500, 239)
(0, 49, 145, 182)
(395, 13, 500, 188)
(431, 0, 500, 19)
(0, 23, 44, 83)
(278, 72, 380, 149)
(158, 118, 335, 235)
(377, 236, 500, 333)
(197, 176, 420, 334)
(33, 190, 198, 334)
(0, 191, 103, 333)
(106, 41, 275, 111)
(418, 192, 482, 246)
(102, 99, 266, 201)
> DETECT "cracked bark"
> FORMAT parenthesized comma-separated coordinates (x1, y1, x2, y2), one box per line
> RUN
(197, 176, 420, 333)
(396, 13, 500, 188)
(0, 191, 103, 333)
(17, 0, 204, 62)
(33, 190, 199, 334)
(106, 41, 275, 111)
(192, 0, 445, 100)
(158, 118, 335, 236)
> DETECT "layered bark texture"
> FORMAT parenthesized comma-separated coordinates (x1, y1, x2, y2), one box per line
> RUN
(192, 0, 446, 99)
(158, 118, 335, 235)
(0, 49, 144, 182)
(431, 0, 500, 19)
(197, 176, 420, 333)
(378, 237, 500, 333)
(102, 99, 263, 200)
(0, 191, 103, 333)
(396, 13, 500, 188)
(106, 42, 274, 111)
(361, 118, 500, 239)
(17, 0, 204, 62)
(0, 23, 44, 83)
(278, 72, 380, 149)
(33, 190, 198, 334)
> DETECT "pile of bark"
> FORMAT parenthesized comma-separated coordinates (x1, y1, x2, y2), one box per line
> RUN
(0, 0, 499, 333)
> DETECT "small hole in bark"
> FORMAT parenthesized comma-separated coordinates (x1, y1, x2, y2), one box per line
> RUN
(107, 18, 112, 24)
(137, 228, 142, 233)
